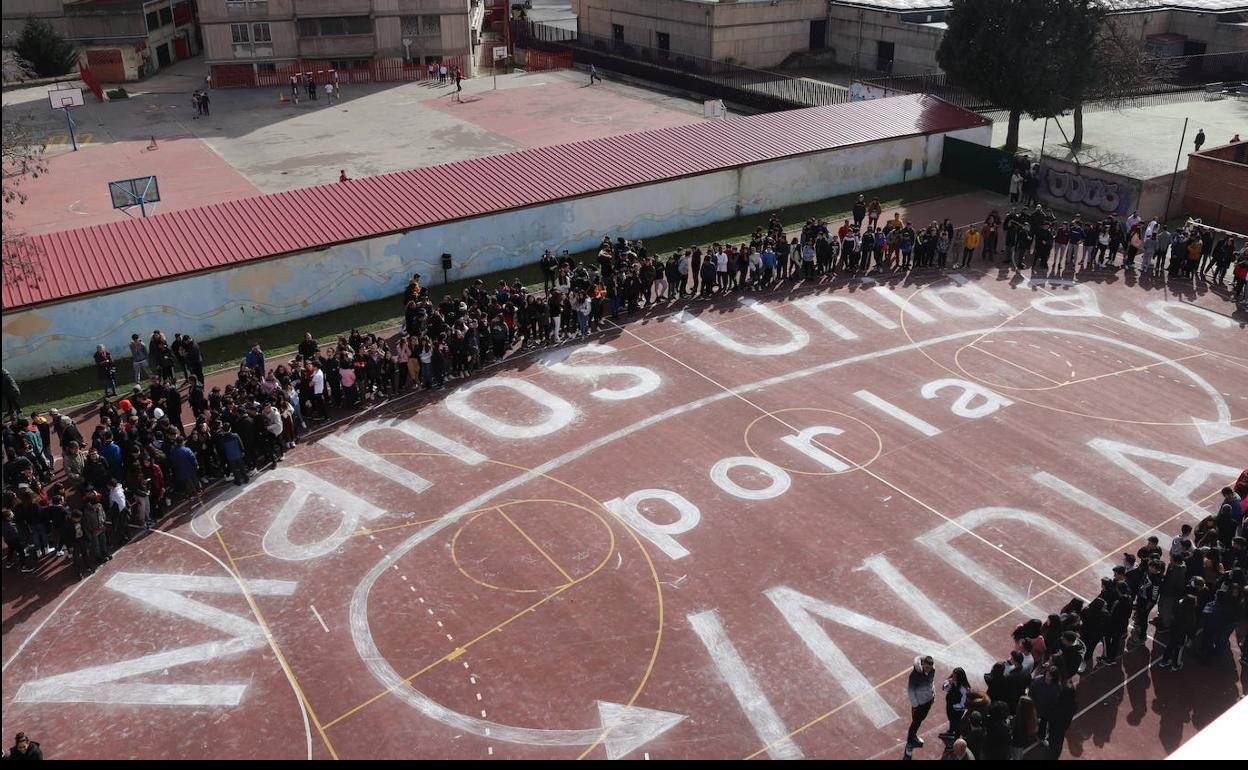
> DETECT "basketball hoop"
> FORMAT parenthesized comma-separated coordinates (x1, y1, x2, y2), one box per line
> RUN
(48, 86, 85, 151)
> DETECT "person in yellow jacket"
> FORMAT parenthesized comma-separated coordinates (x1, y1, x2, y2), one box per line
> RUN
(960, 227, 981, 269)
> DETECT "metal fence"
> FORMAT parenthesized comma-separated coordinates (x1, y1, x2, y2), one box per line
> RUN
(512, 21, 850, 111)
(859, 50, 1248, 114)
(208, 57, 467, 89)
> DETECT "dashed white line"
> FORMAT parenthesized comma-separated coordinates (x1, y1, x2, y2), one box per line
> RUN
(476, 692, 483, 701)
(446, 634, 455, 641)
(427, 608, 435, 615)
(400, 575, 408, 581)
(436, 620, 444, 627)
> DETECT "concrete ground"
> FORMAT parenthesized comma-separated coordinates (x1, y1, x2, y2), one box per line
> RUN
(4, 193, 1245, 757)
(992, 95, 1248, 179)
(2, 60, 716, 235)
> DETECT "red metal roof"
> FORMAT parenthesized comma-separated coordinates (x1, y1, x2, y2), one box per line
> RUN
(3, 94, 988, 309)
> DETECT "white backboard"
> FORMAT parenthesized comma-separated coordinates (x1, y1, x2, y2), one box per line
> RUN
(49, 87, 85, 110)
(493, 46, 508, 60)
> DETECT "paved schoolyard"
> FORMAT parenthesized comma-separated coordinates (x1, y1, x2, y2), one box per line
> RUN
(2, 67, 715, 235)
(3, 209, 1244, 758)
(993, 95, 1248, 179)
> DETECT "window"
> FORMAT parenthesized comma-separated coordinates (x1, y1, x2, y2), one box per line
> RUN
(612, 24, 624, 42)
(159, 7, 173, 26)
(421, 15, 440, 36)
(298, 16, 372, 37)
(657, 32, 670, 51)
(146, 11, 160, 31)
(257, 62, 278, 73)
(232, 22, 272, 57)
(227, 0, 268, 14)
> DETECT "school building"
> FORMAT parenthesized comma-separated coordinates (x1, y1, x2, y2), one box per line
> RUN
(197, 0, 484, 84)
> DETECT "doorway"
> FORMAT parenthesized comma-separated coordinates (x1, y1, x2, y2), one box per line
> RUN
(809, 19, 827, 50)
(876, 40, 894, 72)
(156, 43, 172, 67)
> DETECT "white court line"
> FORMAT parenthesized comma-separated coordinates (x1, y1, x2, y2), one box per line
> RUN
(604, 318, 1076, 601)
(2, 578, 88, 673)
(148, 528, 314, 760)
(310, 605, 330, 633)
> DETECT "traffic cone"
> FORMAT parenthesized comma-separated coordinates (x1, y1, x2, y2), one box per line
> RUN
(279, 91, 287, 103)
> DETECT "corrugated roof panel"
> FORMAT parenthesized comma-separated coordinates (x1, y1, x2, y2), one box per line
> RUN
(3, 94, 989, 309)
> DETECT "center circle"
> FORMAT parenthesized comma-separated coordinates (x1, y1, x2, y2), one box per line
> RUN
(743, 407, 884, 476)
(450, 499, 615, 593)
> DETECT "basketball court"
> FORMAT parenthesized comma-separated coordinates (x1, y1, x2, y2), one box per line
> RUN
(3, 259, 1244, 759)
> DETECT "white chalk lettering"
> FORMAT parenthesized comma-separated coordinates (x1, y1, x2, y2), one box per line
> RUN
(779, 426, 852, 472)
(915, 508, 1104, 614)
(543, 344, 662, 401)
(688, 610, 805, 760)
(14, 572, 297, 706)
(1032, 471, 1155, 535)
(793, 295, 898, 340)
(920, 274, 1013, 317)
(677, 298, 810, 356)
(1086, 438, 1240, 512)
(765, 558, 993, 729)
(710, 456, 792, 500)
(445, 378, 578, 438)
(919, 378, 1014, 419)
(872, 286, 936, 323)
(1025, 279, 1102, 317)
(853, 390, 942, 437)
(192, 467, 387, 560)
(604, 489, 702, 561)
(1120, 300, 1235, 340)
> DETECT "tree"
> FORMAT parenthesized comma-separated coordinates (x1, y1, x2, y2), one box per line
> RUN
(1069, 17, 1183, 151)
(2, 57, 46, 288)
(15, 15, 78, 78)
(937, 0, 1101, 152)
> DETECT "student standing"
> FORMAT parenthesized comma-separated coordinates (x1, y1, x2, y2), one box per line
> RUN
(905, 656, 936, 749)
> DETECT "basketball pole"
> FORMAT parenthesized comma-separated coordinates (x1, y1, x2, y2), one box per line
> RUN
(65, 106, 78, 151)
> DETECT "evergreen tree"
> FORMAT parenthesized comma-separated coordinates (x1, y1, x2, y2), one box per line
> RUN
(937, 0, 1101, 152)
(15, 15, 78, 78)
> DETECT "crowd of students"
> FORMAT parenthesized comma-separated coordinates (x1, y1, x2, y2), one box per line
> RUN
(2, 204, 1245, 580)
(905, 478, 1248, 761)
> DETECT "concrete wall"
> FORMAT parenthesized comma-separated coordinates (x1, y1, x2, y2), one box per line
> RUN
(827, 5, 943, 75)
(2, 126, 989, 379)
(1037, 158, 1142, 221)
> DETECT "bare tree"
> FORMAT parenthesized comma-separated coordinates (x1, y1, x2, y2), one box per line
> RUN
(1, 56, 45, 288)
(1070, 19, 1183, 151)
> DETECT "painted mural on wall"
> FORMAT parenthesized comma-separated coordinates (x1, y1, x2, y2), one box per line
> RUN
(1, 133, 960, 380)
(1038, 162, 1136, 218)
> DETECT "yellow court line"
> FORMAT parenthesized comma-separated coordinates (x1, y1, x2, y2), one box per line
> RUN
(214, 530, 340, 760)
(1058, 352, 1207, 389)
(494, 506, 575, 584)
(321, 581, 577, 731)
(741, 487, 1224, 760)
(229, 514, 452, 562)
(970, 343, 1067, 386)
(897, 280, 1247, 427)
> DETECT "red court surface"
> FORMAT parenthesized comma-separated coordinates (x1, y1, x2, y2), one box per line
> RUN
(423, 72, 711, 149)
(3, 265, 1246, 760)
(10, 136, 261, 236)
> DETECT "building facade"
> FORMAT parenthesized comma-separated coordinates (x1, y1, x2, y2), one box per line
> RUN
(3, 0, 200, 82)
(198, 0, 482, 82)
(570, 0, 1248, 74)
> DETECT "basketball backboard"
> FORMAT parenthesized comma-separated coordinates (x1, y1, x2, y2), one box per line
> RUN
(48, 87, 85, 110)
(108, 175, 161, 216)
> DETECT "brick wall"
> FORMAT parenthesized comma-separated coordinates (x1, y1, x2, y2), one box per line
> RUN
(1182, 141, 1248, 233)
